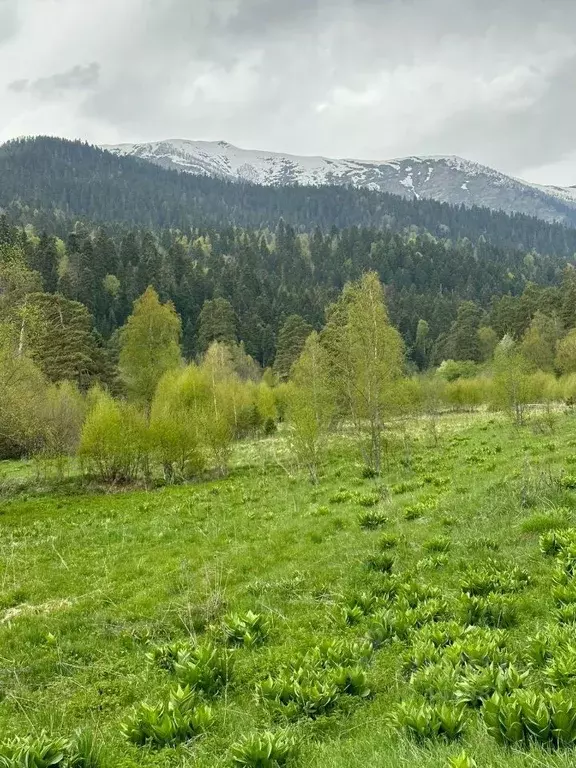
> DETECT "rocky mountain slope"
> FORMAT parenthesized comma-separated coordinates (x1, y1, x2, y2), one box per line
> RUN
(103, 139, 576, 225)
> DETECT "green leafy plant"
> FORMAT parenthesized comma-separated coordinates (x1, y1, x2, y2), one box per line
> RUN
(357, 492, 380, 508)
(146, 639, 193, 670)
(120, 686, 213, 747)
(365, 553, 394, 573)
(223, 611, 270, 647)
(358, 510, 388, 529)
(0, 731, 105, 768)
(173, 642, 234, 695)
(0, 734, 70, 768)
(378, 533, 398, 550)
(230, 731, 296, 767)
(460, 561, 530, 596)
(393, 701, 467, 741)
(447, 751, 476, 768)
(460, 594, 518, 628)
(483, 689, 576, 747)
(423, 536, 451, 553)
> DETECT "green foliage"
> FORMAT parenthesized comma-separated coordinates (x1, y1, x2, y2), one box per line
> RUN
(197, 297, 237, 353)
(483, 689, 576, 747)
(120, 686, 213, 747)
(358, 510, 388, 529)
(230, 731, 296, 767)
(459, 594, 518, 628)
(274, 314, 313, 382)
(365, 553, 394, 573)
(447, 751, 476, 768)
(258, 639, 372, 721)
(78, 393, 149, 483)
(223, 611, 270, 648)
(0, 730, 105, 768)
(393, 701, 467, 741)
(161, 642, 235, 695)
(460, 562, 530, 596)
(423, 536, 451, 553)
(378, 533, 398, 549)
(119, 286, 182, 404)
(285, 332, 335, 483)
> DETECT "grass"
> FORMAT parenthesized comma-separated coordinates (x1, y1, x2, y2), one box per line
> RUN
(2, 409, 576, 765)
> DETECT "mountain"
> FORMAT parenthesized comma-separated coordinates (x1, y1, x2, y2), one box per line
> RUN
(104, 139, 576, 226)
(3, 137, 576, 260)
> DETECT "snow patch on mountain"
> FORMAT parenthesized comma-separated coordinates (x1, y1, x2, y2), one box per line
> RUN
(102, 139, 576, 225)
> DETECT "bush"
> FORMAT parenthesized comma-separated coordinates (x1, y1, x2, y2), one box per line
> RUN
(78, 393, 149, 483)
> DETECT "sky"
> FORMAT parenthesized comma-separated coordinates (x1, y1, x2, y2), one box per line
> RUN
(1, 0, 576, 185)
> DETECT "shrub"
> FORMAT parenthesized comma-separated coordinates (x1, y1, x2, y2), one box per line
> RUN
(230, 731, 296, 767)
(120, 686, 213, 747)
(78, 394, 149, 483)
(223, 611, 270, 647)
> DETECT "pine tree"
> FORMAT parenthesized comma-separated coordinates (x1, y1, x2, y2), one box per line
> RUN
(274, 314, 313, 380)
(197, 297, 237, 353)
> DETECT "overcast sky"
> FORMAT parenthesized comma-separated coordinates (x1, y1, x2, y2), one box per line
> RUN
(1, 0, 575, 185)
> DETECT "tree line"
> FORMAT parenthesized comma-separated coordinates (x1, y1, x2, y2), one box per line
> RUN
(1, 212, 574, 379)
(3, 262, 576, 485)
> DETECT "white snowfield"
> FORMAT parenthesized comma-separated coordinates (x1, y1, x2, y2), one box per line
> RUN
(102, 139, 576, 224)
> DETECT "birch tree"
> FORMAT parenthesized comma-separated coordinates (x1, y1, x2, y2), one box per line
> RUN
(323, 272, 404, 474)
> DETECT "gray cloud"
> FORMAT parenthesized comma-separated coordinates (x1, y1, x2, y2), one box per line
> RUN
(2, 0, 576, 183)
(8, 62, 100, 99)
(0, 0, 20, 43)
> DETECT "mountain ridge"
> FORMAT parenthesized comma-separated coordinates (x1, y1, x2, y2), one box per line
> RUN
(103, 138, 576, 225)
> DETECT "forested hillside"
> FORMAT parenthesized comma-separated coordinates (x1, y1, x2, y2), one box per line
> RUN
(1, 211, 574, 373)
(3, 137, 576, 256)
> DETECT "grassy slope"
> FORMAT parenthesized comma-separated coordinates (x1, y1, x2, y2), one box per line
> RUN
(1, 411, 576, 766)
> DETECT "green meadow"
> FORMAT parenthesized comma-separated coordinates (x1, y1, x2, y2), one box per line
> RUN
(3, 409, 576, 766)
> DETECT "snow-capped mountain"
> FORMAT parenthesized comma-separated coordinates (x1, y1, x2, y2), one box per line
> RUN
(102, 139, 576, 225)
